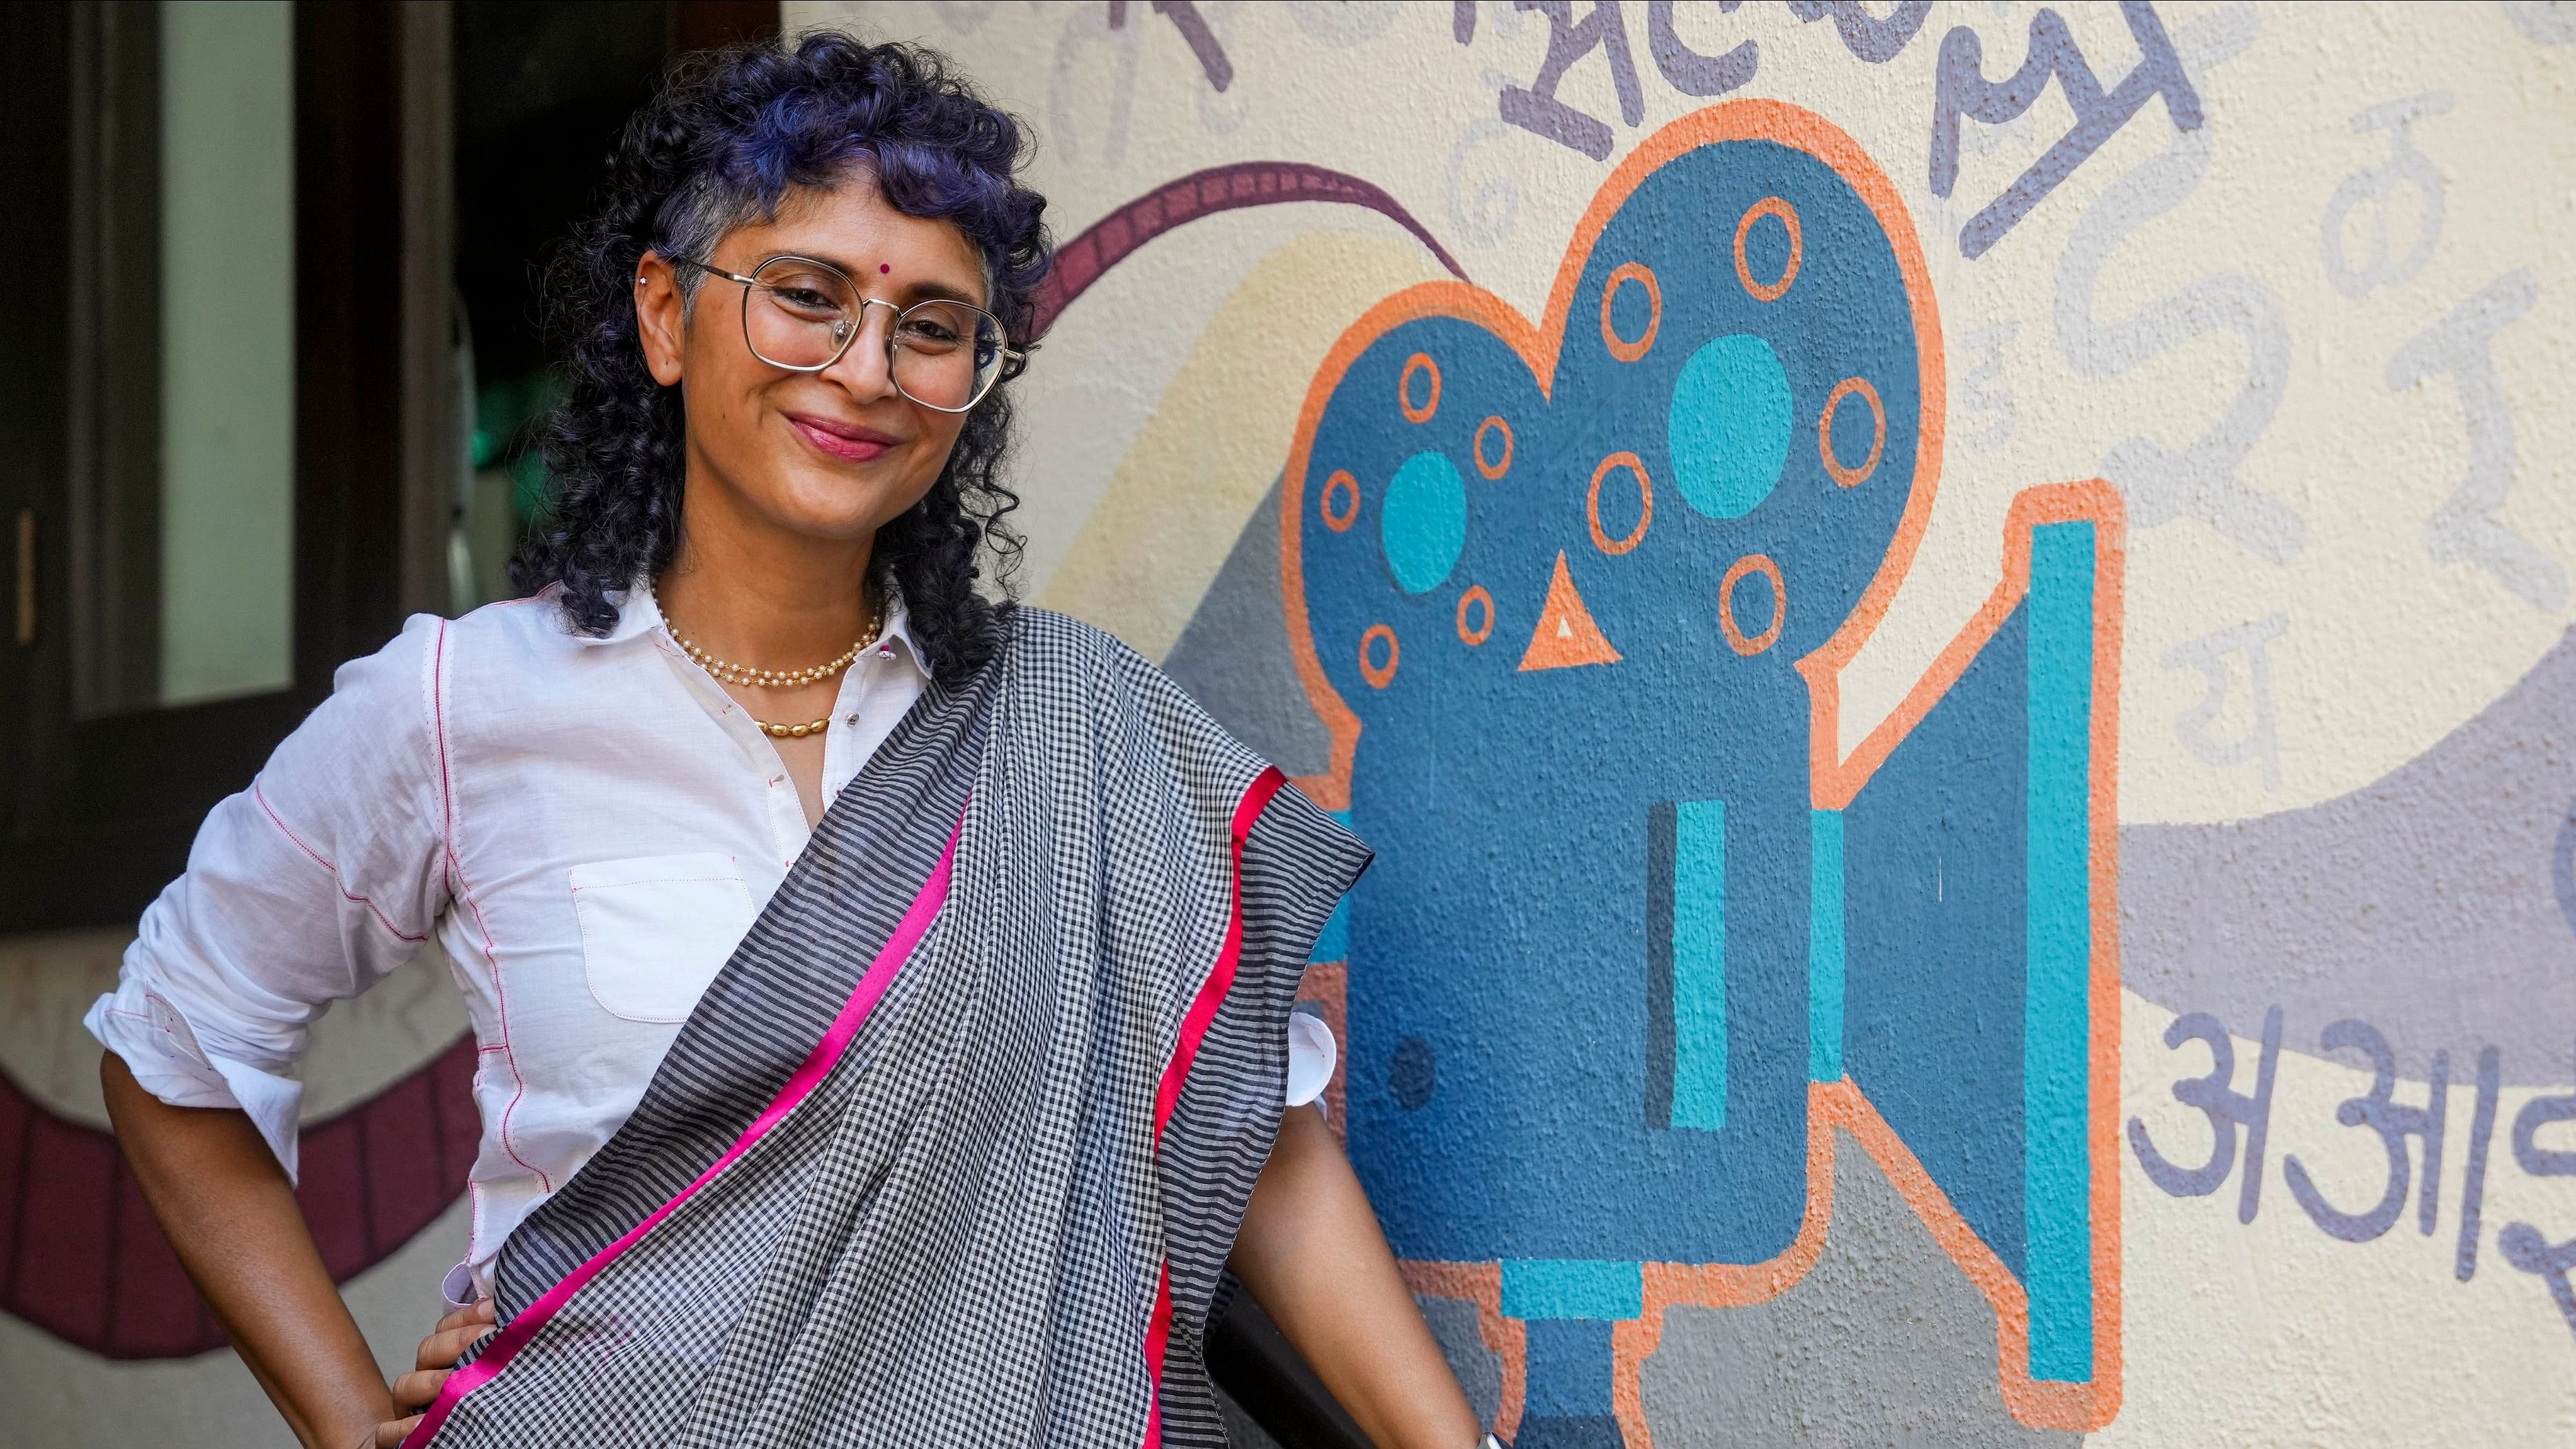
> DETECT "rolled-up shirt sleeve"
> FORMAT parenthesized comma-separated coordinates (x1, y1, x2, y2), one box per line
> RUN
(1284, 1009, 1337, 1113)
(84, 614, 451, 1182)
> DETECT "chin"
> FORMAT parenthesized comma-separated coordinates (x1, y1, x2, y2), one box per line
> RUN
(764, 461, 928, 540)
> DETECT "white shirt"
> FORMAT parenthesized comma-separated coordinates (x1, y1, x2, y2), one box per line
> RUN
(85, 585, 1334, 1302)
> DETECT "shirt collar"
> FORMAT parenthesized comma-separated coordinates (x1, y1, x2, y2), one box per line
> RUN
(576, 579, 929, 679)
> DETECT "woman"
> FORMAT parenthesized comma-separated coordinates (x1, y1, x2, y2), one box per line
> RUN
(90, 35, 1485, 1449)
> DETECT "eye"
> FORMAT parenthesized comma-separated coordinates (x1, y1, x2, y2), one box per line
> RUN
(767, 284, 843, 317)
(897, 314, 964, 349)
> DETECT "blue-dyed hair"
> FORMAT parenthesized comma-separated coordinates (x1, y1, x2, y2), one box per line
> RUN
(514, 33, 1050, 684)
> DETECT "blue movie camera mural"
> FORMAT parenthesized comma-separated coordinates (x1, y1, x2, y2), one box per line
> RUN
(1281, 103, 2125, 1444)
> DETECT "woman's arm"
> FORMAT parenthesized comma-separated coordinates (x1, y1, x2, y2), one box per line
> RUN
(103, 1051, 393, 1449)
(1229, 1104, 1483, 1449)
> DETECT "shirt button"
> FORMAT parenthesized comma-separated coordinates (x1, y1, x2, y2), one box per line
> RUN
(844, 714, 858, 726)
(770, 774, 784, 786)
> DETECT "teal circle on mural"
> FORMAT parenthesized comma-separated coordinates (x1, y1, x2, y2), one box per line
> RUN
(1381, 450, 1468, 595)
(1667, 333, 1793, 520)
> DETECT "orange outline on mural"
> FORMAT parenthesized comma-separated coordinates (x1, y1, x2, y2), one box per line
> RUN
(1820, 376, 1886, 489)
(1475, 415, 1514, 480)
(1587, 452, 1653, 557)
(1321, 469, 1361, 532)
(1717, 553, 1785, 656)
(1599, 260, 1662, 362)
(1276, 100, 2123, 1437)
(1359, 623, 1400, 690)
(1733, 196, 1803, 302)
(1457, 584, 1495, 646)
(1400, 351, 1442, 424)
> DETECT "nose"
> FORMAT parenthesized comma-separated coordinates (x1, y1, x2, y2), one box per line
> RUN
(821, 300, 901, 402)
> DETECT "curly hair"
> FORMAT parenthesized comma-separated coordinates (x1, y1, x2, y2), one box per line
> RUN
(511, 33, 1049, 684)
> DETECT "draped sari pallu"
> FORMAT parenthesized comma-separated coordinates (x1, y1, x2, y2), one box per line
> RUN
(405, 610, 1369, 1448)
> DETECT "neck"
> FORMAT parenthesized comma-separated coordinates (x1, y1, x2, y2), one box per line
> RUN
(655, 491, 880, 670)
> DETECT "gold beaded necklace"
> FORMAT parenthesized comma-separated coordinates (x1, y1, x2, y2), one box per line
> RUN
(648, 578, 880, 740)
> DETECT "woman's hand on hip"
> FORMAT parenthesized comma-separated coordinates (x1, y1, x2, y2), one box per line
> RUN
(373, 1297, 496, 1446)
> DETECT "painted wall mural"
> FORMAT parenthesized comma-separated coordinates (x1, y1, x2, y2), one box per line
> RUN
(1281, 103, 2124, 1441)
(3, 4, 2573, 1446)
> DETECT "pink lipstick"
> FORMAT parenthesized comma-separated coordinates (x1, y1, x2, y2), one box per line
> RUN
(786, 412, 900, 462)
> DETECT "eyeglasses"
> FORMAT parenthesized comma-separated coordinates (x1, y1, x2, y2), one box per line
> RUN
(664, 252, 1025, 413)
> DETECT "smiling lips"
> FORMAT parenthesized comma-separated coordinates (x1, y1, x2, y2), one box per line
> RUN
(787, 411, 903, 462)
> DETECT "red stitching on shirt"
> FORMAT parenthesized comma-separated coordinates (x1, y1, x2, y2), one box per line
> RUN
(433, 617, 554, 1193)
(252, 783, 430, 944)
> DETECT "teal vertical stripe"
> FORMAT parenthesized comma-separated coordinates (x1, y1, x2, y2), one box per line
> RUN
(1671, 799, 1727, 1130)
(1501, 1260, 1645, 1321)
(1809, 810, 1845, 1082)
(1309, 810, 1354, 962)
(2025, 522, 2094, 1383)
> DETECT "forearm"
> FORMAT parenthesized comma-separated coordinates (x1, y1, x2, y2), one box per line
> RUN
(102, 1051, 394, 1449)
(1230, 1105, 1481, 1449)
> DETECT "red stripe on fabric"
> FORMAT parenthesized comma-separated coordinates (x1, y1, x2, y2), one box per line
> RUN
(1138, 765, 1285, 1447)
(1150, 767, 1284, 1141)
(404, 812, 964, 1447)
(1143, 1263, 1173, 1448)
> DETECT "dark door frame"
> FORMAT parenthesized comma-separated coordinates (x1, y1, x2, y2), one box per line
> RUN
(0, 1, 783, 933)
(1, 3, 413, 933)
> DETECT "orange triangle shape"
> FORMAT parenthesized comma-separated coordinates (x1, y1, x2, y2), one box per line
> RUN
(1517, 551, 1622, 671)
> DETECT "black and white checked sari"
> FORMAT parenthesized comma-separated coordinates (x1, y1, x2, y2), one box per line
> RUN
(405, 609, 1368, 1448)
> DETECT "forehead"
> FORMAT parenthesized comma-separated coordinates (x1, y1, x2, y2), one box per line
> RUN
(729, 179, 987, 298)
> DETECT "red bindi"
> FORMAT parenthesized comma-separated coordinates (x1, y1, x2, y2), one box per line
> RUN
(878, 263, 890, 274)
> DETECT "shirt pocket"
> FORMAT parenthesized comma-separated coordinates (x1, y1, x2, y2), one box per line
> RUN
(568, 853, 756, 1024)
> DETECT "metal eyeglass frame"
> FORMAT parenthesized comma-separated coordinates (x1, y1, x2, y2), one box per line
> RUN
(663, 251, 1027, 414)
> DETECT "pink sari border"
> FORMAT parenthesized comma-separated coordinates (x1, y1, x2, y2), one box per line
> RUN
(405, 813, 964, 1447)
(1139, 764, 1286, 1447)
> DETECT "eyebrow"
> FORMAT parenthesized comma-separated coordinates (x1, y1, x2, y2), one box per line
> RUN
(894, 279, 985, 308)
(786, 250, 986, 309)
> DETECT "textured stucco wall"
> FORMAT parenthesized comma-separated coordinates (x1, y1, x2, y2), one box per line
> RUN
(3, 3, 2572, 1444)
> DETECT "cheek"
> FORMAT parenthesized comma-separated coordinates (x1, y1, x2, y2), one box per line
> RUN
(682, 338, 763, 433)
(905, 418, 971, 488)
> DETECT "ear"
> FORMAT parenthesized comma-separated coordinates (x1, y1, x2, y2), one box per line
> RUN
(634, 250, 688, 387)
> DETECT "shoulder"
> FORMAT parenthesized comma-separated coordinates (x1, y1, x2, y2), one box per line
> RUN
(431, 586, 634, 705)
(311, 591, 606, 761)
(316, 611, 446, 735)
(1006, 605, 1128, 668)
(441, 586, 598, 666)
(1003, 607, 1266, 774)
(259, 612, 457, 808)
(1004, 606, 1171, 703)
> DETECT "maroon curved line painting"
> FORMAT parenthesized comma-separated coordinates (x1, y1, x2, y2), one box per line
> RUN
(6, 158, 1463, 1362)
(1029, 161, 1469, 338)
(0, 1038, 477, 1359)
